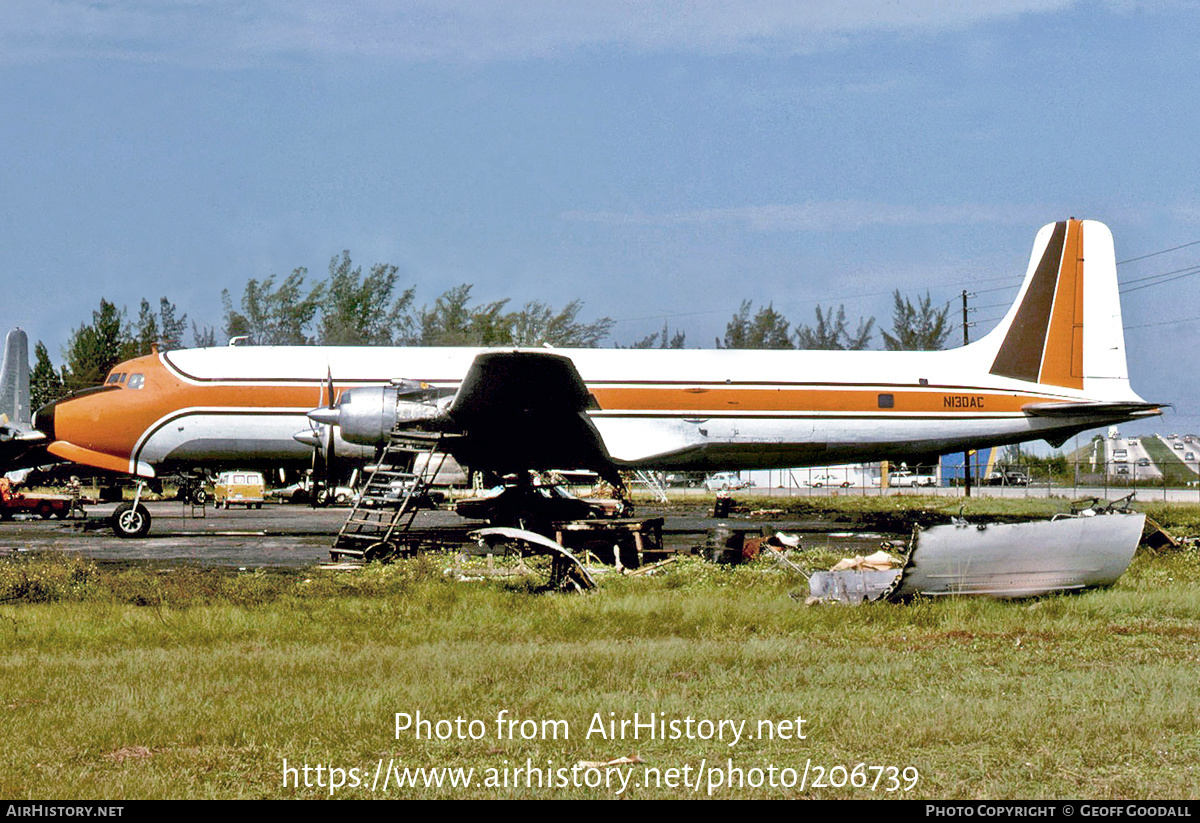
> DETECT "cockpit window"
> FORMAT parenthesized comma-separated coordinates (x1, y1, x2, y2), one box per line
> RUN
(106, 373, 125, 385)
(127, 374, 145, 390)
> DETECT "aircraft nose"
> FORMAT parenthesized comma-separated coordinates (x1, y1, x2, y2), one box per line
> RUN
(31, 401, 55, 440)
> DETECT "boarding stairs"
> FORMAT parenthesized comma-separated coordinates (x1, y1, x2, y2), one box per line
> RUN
(330, 430, 448, 562)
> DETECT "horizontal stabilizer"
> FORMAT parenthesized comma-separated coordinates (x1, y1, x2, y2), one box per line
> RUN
(1023, 401, 1163, 418)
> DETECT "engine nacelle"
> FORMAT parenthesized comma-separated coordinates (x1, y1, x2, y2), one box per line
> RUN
(334, 386, 446, 446)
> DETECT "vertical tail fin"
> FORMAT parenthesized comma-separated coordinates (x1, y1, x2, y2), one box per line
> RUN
(984, 220, 1138, 401)
(0, 329, 31, 429)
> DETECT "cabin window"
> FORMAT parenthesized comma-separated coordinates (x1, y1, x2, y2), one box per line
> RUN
(877, 393, 895, 409)
(127, 374, 145, 390)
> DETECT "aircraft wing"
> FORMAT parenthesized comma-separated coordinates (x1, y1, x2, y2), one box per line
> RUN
(439, 351, 619, 483)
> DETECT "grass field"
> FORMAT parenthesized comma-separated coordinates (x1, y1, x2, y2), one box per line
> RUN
(3, 498, 1200, 800)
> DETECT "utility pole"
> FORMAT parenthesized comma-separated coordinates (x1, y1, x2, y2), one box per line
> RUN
(962, 289, 972, 498)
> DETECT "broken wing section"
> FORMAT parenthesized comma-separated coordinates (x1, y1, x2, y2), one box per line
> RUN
(808, 510, 1144, 603)
(887, 512, 1144, 600)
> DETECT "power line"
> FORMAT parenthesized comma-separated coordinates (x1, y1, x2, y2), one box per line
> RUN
(1119, 264, 1200, 294)
(1124, 315, 1200, 330)
(1117, 238, 1200, 265)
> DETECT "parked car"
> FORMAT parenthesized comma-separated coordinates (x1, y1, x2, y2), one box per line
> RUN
(455, 483, 628, 525)
(266, 478, 355, 505)
(704, 472, 753, 491)
(984, 469, 1030, 486)
(355, 478, 445, 510)
(807, 473, 853, 488)
(874, 468, 936, 487)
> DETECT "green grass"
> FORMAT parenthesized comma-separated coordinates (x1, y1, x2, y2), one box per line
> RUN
(3, 546, 1200, 799)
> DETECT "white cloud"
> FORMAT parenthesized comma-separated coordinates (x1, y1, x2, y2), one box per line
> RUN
(1, 0, 1080, 65)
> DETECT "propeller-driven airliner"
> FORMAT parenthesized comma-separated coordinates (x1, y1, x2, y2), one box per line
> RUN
(6, 219, 1161, 536)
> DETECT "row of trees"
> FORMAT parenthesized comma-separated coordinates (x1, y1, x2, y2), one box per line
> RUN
(721, 291, 950, 351)
(31, 250, 953, 408)
(221, 252, 615, 349)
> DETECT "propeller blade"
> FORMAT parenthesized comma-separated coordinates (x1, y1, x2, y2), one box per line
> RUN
(309, 433, 322, 508)
(324, 422, 336, 502)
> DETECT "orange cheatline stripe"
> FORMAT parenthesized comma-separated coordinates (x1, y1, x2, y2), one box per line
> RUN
(1039, 218, 1085, 389)
(591, 387, 1042, 414)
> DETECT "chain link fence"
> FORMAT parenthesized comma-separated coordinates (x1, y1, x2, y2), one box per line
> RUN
(648, 457, 1200, 503)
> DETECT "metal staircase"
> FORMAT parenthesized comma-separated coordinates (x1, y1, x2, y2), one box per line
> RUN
(330, 430, 448, 562)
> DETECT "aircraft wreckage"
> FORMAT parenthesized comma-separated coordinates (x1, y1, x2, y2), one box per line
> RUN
(807, 499, 1145, 604)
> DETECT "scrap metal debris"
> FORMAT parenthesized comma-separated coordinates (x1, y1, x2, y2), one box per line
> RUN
(469, 526, 597, 591)
(829, 550, 902, 571)
(1141, 516, 1180, 551)
(806, 507, 1145, 604)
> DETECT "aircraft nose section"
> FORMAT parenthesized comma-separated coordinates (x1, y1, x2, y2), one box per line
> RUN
(31, 401, 55, 440)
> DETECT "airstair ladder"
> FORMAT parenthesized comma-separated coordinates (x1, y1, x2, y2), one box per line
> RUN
(330, 430, 448, 562)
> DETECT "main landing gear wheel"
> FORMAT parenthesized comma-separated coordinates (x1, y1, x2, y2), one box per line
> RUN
(111, 502, 152, 539)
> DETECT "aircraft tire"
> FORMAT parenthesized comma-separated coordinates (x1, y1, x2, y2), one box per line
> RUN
(191, 489, 208, 505)
(111, 503, 152, 539)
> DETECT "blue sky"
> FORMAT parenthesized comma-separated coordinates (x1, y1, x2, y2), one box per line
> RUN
(2, 1, 1199, 437)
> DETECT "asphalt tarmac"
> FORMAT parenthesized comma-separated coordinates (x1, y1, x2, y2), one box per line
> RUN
(0, 499, 894, 568)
